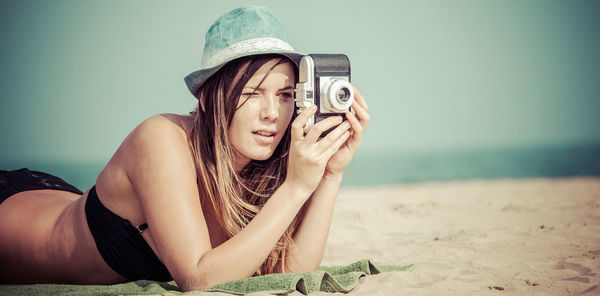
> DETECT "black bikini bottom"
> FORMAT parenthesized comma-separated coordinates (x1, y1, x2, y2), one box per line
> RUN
(0, 168, 83, 204)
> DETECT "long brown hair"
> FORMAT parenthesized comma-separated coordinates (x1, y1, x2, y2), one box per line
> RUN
(184, 54, 303, 275)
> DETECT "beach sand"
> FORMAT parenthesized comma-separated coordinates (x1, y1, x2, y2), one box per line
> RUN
(190, 177, 600, 295)
(315, 177, 600, 295)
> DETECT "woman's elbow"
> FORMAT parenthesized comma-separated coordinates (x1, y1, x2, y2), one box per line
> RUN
(177, 275, 211, 292)
(176, 261, 255, 292)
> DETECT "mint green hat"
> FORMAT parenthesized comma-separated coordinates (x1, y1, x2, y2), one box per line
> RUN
(184, 6, 304, 98)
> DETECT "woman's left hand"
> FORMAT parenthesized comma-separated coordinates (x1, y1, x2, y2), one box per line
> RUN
(324, 86, 369, 176)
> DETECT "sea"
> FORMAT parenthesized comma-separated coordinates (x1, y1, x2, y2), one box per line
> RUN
(2, 143, 599, 190)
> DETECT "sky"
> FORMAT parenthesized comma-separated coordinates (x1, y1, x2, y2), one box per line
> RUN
(1, 0, 599, 165)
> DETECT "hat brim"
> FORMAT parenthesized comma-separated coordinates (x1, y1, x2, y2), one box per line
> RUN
(184, 51, 304, 98)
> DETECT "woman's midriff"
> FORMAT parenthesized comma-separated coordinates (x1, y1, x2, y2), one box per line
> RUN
(0, 189, 125, 284)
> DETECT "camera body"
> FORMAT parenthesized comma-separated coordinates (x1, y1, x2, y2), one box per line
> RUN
(295, 54, 354, 134)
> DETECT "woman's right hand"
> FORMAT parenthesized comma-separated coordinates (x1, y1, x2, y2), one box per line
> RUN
(285, 104, 352, 196)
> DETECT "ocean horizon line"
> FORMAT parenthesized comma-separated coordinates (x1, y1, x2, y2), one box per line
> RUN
(2, 142, 599, 190)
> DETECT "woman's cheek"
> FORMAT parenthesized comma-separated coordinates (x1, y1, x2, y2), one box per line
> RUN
(282, 102, 295, 123)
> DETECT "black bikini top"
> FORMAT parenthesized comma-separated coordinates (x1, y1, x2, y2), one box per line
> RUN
(85, 185, 171, 281)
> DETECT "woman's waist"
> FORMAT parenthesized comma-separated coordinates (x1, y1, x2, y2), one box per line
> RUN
(1, 190, 121, 282)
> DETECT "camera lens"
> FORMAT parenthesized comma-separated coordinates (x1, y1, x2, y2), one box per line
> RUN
(336, 87, 351, 103)
(322, 78, 354, 112)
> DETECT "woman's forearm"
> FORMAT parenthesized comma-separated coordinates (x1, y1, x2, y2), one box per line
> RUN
(181, 181, 311, 291)
(284, 173, 343, 272)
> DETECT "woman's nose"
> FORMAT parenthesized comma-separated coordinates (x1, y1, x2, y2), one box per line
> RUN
(260, 96, 279, 121)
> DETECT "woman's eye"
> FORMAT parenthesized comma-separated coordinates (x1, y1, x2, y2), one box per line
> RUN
(242, 92, 261, 97)
(280, 93, 294, 100)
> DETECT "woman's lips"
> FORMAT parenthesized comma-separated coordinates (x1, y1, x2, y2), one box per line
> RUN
(252, 130, 276, 145)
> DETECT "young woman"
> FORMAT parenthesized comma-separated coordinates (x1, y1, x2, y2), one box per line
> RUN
(0, 6, 369, 292)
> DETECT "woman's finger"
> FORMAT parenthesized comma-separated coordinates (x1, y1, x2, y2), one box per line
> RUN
(346, 109, 363, 136)
(352, 86, 369, 111)
(352, 86, 368, 112)
(315, 120, 351, 151)
(323, 130, 351, 159)
(304, 115, 343, 144)
(290, 104, 317, 141)
(350, 100, 370, 128)
(344, 105, 368, 152)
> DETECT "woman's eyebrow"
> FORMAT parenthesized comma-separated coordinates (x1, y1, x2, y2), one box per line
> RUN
(243, 85, 295, 91)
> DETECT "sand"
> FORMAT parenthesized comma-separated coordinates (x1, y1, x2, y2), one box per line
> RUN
(317, 177, 600, 295)
(189, 177, 600, 295)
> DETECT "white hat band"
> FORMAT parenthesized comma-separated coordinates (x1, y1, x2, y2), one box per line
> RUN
(201, 37, 295, 69)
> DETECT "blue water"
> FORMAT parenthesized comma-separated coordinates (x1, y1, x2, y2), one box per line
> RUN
(342, 143, 600, 187)
(2, 143, 599, 190)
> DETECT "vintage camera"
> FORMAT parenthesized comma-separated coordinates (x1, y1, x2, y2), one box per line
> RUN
(295, 54, 354, 134)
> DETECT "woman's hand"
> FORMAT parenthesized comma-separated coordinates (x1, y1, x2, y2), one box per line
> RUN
(286, 104, 352, 195)
(324, 87, 369, 176)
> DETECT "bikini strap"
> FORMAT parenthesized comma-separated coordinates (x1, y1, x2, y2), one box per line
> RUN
(135, 223, 148, 233)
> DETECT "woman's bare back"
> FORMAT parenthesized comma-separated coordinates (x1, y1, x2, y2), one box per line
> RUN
(0, 189, 123, 284)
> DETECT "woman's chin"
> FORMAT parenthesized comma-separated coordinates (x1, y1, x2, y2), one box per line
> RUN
(247, 148, 276, 162)
(252, 153, 274, 162)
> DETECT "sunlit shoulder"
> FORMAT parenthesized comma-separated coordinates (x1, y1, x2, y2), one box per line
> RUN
(119, 113, 196, 180)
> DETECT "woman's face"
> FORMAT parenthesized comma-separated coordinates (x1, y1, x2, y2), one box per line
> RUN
(229, 59, 295, 170)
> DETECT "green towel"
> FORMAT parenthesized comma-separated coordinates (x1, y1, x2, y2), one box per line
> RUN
(0, 259, 414, 296)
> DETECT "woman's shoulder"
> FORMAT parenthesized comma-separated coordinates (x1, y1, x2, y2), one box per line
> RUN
(122, 114, 191, 154)
(114, 113, 195, 175)
(132, 113, 190, 141)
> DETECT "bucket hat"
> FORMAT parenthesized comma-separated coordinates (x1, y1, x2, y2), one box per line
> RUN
(184, 6, 304, 98)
